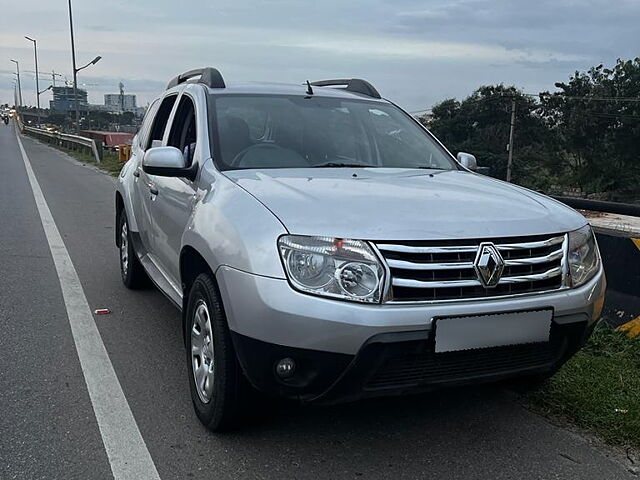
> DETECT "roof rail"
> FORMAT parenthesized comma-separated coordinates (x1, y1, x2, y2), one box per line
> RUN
(309, 78, 381, 99)
(166, 68, 225, 90)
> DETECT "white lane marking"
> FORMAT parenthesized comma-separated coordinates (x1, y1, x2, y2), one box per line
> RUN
(16, 133, 161, 480)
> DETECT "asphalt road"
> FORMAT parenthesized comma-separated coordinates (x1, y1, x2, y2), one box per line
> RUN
(0, 121, 634, 480)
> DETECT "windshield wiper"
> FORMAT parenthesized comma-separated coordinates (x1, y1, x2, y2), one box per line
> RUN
(314, 162, 372, 168)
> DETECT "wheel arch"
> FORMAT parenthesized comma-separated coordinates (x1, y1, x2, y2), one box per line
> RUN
(180, 245, 222, 342)
(115, 191, 125, 247)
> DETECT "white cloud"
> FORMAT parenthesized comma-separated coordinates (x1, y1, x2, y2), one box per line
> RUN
(1, 0, 637, 110)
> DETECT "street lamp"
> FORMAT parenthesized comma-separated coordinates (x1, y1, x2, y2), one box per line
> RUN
(77, 56, 102, 73)
(68, 0, 101, 133)
(39, 85, 53, 96)
(24, 36, 40, 126)
(10, 59, 23, 108)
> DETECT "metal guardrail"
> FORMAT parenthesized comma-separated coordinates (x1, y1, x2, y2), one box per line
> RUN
(22, 124, 102, 164)
(552, 196, 640, 217)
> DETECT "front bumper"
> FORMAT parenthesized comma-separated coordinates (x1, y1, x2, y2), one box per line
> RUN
(216, 265, 605, 402)
(231, 318, 595, 403)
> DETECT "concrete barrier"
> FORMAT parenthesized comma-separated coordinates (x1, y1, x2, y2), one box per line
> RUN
(586, 211, 640, 329)
(551, 196, 640, 332)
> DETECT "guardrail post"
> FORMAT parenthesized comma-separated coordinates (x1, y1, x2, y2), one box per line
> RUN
(94, 141, 103, 163)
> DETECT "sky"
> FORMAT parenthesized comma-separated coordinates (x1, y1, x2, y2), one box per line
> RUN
(1, 0, 638, 112)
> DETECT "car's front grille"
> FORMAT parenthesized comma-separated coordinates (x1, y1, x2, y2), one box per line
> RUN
(374, 234, 567, 302)
(364, 339, 563, 391)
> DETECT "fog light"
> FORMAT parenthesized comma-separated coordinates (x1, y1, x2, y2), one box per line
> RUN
(275, 357, 296, 379)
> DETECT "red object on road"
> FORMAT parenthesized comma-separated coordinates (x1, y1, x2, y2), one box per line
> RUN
(94, 308, 111, 315)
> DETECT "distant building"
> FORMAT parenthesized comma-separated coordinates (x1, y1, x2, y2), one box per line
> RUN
(104, 93, 137, 113)
(50, 86, 88, 112)
(89, 104, 112, 112)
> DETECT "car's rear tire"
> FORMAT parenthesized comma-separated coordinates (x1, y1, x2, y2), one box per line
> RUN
(118, 212, 148, 289)
(185, 273, 248, 432)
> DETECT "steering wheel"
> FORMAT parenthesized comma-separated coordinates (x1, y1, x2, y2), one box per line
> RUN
(230, 143, 282, 167)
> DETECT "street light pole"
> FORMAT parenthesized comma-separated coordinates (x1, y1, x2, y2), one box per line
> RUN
(10, 59, 23, 109)
(67, 0, 101, 134)
(25, 36, 40, 126)
(68, 0, 80, 133)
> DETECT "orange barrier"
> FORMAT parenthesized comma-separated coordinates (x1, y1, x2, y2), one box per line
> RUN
(118, 144, 132, 162)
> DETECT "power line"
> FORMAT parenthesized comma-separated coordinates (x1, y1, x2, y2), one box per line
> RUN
(524, 93, 640, 103)
(582, 112, 640, 120)
(412, 94, 640, 113)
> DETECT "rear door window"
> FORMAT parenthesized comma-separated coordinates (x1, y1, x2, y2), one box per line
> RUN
(137, 99, 159, 149)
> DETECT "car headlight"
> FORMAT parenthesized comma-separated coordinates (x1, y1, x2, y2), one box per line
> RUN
(568, 225, 600, 287)
(278, 235, 385, 303)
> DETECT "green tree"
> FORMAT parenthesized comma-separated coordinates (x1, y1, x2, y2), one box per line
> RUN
(540, 58, 640, 200)
(428, 85, 559, 189)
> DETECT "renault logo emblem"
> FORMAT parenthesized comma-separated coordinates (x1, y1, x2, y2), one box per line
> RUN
(474, 243, 505, 287)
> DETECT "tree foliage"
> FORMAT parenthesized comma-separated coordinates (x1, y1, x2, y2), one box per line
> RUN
(427, 58, 640, 202)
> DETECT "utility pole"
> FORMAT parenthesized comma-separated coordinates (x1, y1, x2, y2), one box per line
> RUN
(52, 70, 63, 87)
(506, 97, 516, 183)
(25, 36, 40, 126)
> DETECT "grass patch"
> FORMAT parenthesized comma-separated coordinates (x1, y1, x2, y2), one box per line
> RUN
(47, 141, 124, 176)
(97, 151, 126, 176)
(527, 323, 640, 449)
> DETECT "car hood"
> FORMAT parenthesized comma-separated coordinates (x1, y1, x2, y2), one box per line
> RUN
(224, 168, 586, 240)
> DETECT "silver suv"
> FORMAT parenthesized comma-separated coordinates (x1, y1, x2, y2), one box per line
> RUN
(115, 68, 606, 431)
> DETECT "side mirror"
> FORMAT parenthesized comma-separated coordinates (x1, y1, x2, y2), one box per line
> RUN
(142, 146, 197, 180)
(457, 152, 478, 171)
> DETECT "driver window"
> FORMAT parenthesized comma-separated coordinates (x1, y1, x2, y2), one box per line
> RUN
(167, 96, 197, 167)
(147, 94, 176, 150)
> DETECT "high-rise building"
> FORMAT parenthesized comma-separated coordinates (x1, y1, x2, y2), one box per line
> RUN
(50, 86, 88, 112)
(104, 93, 137, 113)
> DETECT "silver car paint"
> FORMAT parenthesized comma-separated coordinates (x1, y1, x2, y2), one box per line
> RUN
(117, 81, 606, 356)
(148, 86, 196, 282)
(180, 160, 289, 280)
(129, 99, 160, 243)
(216, 264, 605, 354)
(120, 84, 290, 288)
(223, 168, 587, 240)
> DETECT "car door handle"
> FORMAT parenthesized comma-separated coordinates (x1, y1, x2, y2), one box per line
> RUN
(149, 186, 158, 195)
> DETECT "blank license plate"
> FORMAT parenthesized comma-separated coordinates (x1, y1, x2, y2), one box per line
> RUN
(435, 309, 552, 353)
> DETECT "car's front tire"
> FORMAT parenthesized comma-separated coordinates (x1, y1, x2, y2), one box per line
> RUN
(118, 212, 148, 289)
(185, 273, 247, 431)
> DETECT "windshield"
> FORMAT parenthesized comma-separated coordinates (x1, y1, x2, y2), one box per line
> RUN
(210, 95, 457, 171)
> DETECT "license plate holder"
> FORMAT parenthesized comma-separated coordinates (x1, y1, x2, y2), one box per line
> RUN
(434, 309, 553, 353)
